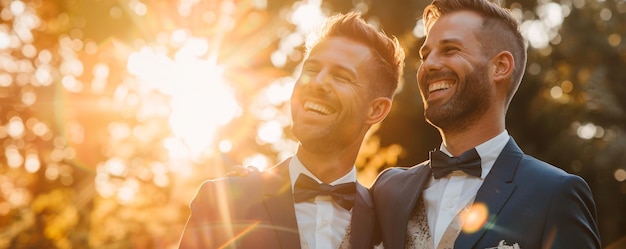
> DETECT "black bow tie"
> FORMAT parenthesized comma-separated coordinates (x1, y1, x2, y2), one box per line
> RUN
(429, 148, 482, 179)
(293, 174, 356, 210)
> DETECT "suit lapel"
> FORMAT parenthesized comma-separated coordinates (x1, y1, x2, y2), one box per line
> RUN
(455, 138, 522, 249)
(388, 165, 432, 249)
(262, 159, 301, 249)
(350, 183, 375, 248)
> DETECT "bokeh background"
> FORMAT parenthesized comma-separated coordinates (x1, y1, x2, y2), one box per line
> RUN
(0, 0, 625, 248)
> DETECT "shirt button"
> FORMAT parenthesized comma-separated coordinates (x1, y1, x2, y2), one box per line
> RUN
(322, 220, 328, 226)
(446, 201, 454, 209)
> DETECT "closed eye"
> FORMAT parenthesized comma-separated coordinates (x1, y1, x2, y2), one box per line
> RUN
(443, 46, 460, 55)
(332, 72, 353, 84)
(302, 65, 320, 75)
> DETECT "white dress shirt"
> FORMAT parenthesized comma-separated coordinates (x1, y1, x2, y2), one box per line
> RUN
(289, 156, 355, 249)
(423, 131, 510, 248)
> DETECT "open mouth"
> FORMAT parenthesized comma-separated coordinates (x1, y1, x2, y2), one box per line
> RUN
(304, 101, 335, 115)
(428, 81, 453, 93)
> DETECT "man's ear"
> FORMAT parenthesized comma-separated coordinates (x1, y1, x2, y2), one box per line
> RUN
(492, 51, 514, 83)
(366, 97, 392, 125)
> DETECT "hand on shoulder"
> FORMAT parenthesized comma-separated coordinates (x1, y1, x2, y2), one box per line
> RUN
(225, 165, 261, 177)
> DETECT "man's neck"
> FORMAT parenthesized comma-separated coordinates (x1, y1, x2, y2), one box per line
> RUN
(438, 110, 506, 156)
(440, 126, 505, 157)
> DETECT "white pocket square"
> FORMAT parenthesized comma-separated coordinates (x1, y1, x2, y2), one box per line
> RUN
(485, 240, 520, 249)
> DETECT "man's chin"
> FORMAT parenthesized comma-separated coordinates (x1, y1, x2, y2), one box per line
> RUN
(293, 128, 322, 142)
(293, 131, 335, 150)
(425, 112, 455, 131)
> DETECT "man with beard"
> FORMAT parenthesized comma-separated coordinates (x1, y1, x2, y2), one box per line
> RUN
(178, 12, 405, 249)
(371, 0, 601, 248)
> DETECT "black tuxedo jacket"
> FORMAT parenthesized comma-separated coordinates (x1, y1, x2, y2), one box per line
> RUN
(179, 158, 379, 248)
(371, 138, 601, 249)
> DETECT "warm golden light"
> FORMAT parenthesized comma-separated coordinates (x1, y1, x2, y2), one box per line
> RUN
(117, 180, 139, 204)
(7, 116, 25, 139)
(126, 36, 242, 159)
(24, 153, 40, 173)
(0, 0, 621, 248)
(269, 1, 327, 68)
(520, 2, 563, 49)
(576, 122, 603, 140)
(615, 169, 626, 182)
(219, 140, 233, 153)
(289, 1, 326, 32)
(0, 31, 10, 49)
(257, 121, 283, 144)
(243, 153, 270, 171)
(460, 202, 489, 233)
(6, 145, 23, 168)
(550, 86, 563, 99)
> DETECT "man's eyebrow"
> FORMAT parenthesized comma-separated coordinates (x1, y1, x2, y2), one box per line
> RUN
(440, 38, 462, 45)
(303, 58, 355, 73)
(420, 38, 464, 54)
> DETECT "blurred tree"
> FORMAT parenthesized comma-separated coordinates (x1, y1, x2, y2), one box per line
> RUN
(509, 0, 626, 245)
(0, 0, 624, 248)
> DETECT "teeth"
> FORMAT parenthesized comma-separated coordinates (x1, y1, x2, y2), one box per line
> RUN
(429, 81, 452, 93)
(304, 101, 332, 115)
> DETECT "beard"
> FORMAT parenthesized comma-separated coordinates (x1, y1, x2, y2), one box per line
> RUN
(291, 122, 337, 153)
(423, 64, 492, 134)
(290, 109, 362, 155)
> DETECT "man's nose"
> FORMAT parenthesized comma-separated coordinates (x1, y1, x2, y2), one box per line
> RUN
(420, 54, 444, 72)
(309, 69, 332, 90)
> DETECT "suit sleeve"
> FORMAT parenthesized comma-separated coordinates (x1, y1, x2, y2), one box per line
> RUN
(178, 180, 228, 249)
(544, 174, 601, 248)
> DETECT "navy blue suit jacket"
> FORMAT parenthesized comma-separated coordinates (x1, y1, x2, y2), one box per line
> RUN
(179, 158, 379, 248)
(371, 138, 600, 249)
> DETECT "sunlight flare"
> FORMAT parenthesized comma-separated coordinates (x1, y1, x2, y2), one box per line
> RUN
(127, 36, 241, 159)
(460, 202, 489, 233)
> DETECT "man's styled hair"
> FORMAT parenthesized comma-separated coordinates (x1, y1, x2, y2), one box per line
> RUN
(423, 0, 528, 108)
(305, 12, 405, 99)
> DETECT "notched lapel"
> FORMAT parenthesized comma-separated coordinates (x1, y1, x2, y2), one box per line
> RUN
(350, 184, 375, 249)
(388, 165, 432, 249)
(455, 138, 522, 249)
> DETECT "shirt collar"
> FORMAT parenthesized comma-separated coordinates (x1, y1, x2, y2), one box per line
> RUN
(288, 155, 357, 192)
(440, 130, 510, 178)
